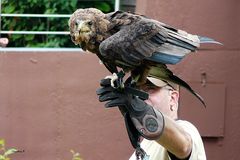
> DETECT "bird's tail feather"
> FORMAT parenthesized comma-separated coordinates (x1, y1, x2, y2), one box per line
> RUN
(169, 74, 206, 107)
(148, 64, 206, 107)
(198, 36, 222, 45)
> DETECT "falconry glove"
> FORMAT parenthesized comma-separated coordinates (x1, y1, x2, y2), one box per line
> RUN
(96, 78, 165, 140)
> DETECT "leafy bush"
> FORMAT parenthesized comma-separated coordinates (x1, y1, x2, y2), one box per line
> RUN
(1, 0, 115, 47)
(0, 139, 21, 160)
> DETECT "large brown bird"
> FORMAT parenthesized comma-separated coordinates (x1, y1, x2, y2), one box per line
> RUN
(68, 8, 220, 106)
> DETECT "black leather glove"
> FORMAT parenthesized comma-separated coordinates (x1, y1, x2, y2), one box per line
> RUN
(96, 78, 165, 140)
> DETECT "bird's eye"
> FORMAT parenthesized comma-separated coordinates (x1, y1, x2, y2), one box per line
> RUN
(88, 21, 93, 26)
(75, 22, 78, 26)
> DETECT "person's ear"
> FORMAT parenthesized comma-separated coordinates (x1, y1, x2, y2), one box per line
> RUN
(169, 90, 179, 111)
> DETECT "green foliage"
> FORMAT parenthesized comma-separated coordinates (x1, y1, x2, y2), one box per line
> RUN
(1, 0, 115, 48)
(70, 150, 83, 160)
(0, 139, 21, 160)
(0, 138, 83, 160)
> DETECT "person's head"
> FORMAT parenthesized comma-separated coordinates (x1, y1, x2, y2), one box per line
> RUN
(0, 38, 9, 48)
(141, 77, 179, 119)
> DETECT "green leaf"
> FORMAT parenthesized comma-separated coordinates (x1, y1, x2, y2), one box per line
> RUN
(38, 23, 45, 31)
(95, 2, 111, 12)
(11, 34, 22, 41)
(70, 0, 78, 8)
(25, 34, 35, 41)
(0, 139, 5, 151)
(45, 8, 57, 14)
(0, 139, 5, 148)
(2, 5, 15, 13)
(4, 148, 18, 157)
(70, 149, 83, 160)
(0, 155, 5, 160)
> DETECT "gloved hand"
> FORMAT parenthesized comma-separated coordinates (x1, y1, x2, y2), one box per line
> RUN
(96, 78, 165, 140)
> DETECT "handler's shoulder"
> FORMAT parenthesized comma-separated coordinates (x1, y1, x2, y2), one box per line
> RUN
(176, 120, 200, 136)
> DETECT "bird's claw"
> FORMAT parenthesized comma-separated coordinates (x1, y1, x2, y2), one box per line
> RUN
(105, 71, 125, 89)
(105, 73, 119, 88)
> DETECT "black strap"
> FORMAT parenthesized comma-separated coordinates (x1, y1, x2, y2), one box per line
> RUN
(116, 71, 149, 159)
(124, 112, 141, 149)
(116, 71, 149, 100)
(125, 86, 149, 100)
(168, 151, 191, 160)
(124, 111, 150, 160)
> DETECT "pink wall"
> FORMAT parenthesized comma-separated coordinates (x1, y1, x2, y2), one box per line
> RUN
(136, 0, 240, 159)
(0, 52, 133, 160)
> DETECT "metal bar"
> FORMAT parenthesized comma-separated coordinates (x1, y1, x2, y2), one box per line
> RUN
(115, 0, 120, 11)
(0, 13, 71, 18)
(0, 47, 83, 52)
(0, 31, 70, 35)
(0, 0, 2, 38)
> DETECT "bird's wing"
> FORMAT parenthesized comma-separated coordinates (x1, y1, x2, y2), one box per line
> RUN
(147, 22, 221, 64)
(99, 14, 201, 67)
(99, 18, 164, 68)
(141, 21, 204, 64)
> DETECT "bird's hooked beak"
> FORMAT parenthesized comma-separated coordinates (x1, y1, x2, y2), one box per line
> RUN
(73, 20, 92, 45)
(76, 20, 91, 33)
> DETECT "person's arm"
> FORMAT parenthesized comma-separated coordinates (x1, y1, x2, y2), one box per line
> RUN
(96, 78, 192, 159)
(156, 115, 192, 159)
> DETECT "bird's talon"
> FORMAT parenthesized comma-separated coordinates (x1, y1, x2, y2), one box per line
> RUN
(105, 73, 119, 88)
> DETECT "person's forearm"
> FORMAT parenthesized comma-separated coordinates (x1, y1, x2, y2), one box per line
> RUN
(156, 115, 192, 159)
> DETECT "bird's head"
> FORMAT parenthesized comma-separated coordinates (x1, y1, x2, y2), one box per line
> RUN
(69, 8, 109, 50)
